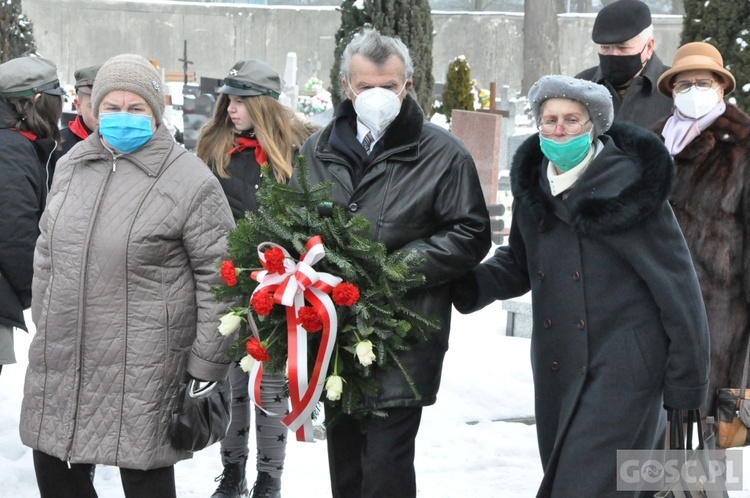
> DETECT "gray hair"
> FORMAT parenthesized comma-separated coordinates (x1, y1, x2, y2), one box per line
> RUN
(339, 28, 414, 100)
(638, 25, 654, 44)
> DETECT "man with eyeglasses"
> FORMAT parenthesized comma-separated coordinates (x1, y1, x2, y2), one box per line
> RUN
(575, 0, 673, 129)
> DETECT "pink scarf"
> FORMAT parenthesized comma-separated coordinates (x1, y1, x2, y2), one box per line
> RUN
(662, 101, 726, 156)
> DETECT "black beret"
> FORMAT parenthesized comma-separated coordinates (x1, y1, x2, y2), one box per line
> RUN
(592, 0, 652, 45)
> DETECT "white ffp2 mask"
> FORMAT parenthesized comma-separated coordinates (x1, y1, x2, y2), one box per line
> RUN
(349, 81, 406, 135)
(674, 87, 720, 119)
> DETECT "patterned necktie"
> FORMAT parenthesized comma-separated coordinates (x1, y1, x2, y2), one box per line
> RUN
(361, 131, 374, 155)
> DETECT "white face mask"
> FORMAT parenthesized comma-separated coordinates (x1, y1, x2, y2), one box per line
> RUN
(673, 87, 720, 119)
(348, 81, 406, 135)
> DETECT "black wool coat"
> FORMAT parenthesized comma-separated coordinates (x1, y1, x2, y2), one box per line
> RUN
(576, 53, 674, 129)
(297, 96, 491, 409)
(0, 101, 53, 331)
(455, 122, 710, 497)
(653, 103, 750, 414)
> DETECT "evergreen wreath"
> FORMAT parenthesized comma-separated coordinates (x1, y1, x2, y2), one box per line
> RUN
(214, 157, 439, 427)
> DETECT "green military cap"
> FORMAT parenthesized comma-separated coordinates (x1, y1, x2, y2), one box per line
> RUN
(0, 56, 65, 98)
(218, 59, 282, 99)
(74, 64, 102, 95)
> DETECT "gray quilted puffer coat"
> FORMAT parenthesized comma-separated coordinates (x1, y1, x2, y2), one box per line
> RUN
(20, 124, 235, 470)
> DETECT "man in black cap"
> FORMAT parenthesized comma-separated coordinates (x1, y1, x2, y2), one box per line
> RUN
(575, 0, 673, 128)
(0, 55, 63, 376)
(58, 64, 101, 157)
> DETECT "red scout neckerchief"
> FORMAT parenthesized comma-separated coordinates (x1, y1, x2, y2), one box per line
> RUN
(68, 115, 90, 141)
(12, 128, 38, 142)
(228, 136, 268, 166)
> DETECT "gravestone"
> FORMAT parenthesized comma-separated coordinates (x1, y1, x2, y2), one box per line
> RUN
(450, 109, 504, 207)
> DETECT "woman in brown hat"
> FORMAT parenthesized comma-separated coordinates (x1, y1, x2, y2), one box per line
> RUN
(196, 59, 314, 498)
(653, 42, 750, 415)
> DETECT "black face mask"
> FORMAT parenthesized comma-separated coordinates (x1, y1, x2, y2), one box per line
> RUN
(598, 48, 647, 87)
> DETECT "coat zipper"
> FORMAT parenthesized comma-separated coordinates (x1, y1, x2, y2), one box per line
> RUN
(63, 161, 116, 465)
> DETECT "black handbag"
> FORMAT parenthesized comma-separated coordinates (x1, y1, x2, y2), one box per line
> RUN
(655, 409, 723, 498)
(169, 377, 231, 452)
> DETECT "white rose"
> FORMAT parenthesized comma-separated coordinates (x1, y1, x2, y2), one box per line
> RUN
(325, 375, 344, 401)
(355, 340, 376, 367)
(218, 312, 242, 336)
(239, 354, 256, 373)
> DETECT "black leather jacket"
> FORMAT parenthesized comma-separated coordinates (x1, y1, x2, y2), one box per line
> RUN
(297, 96, 491, 409)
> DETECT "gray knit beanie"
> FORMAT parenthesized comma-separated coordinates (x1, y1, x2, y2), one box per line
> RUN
(92, 54, 164, 123)
(528, 75, 614, 136)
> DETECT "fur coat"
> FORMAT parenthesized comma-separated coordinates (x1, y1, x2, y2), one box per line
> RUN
(653, 103, 750, 414)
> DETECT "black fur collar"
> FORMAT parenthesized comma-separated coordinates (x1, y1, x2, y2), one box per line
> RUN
(511, 122, 674, 236)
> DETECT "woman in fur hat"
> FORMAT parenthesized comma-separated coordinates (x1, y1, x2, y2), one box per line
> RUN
(653, 42, 750, 418)
(196, 59, 314, 498)
(452, 74, 710, 497)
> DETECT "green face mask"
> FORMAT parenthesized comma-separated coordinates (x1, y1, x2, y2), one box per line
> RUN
(539, 131, 593, 172)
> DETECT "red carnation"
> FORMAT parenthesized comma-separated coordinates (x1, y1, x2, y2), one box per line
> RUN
(251, 291, 275, 316)
(220, 260, 238, 287)
(298, 306, 323, 333)
(332, 282, 360, 307)
(264, 247, 286, 274)
(246, 337, 270, 362)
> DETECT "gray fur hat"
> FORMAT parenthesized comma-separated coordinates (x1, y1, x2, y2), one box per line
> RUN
(528, 75, 614, 136)
(92, 54, 164, 123)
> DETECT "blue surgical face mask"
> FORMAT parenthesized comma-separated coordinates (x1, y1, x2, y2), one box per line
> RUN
(99, 112, 154, 153)
(539, 130, 593, 172)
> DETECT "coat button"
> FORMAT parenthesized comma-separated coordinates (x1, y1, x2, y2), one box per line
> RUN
(576, 319, 585, 330)
(550, 361, 560, 372)
(580, 365, 587, 374)
(572, 271, 580, 282)
(348, 202, 358, 212)
(537, 271, 545, 282)
(543, 319, 552, 329)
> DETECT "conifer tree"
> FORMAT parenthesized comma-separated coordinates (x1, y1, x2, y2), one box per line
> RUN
(367, 0, 435, 116)
(440, 55, 473, 124)
(681, 0, 750, 112)
(329, 0, 435, 115)
(0, 0, 37, 63)
(330, 1, 371, 108)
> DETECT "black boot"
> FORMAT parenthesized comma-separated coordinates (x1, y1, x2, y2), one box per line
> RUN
(250, 471, 281, 498)
(210, 462, 248, 498)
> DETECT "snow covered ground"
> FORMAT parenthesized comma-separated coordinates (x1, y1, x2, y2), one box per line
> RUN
(3, 299, 750, 496)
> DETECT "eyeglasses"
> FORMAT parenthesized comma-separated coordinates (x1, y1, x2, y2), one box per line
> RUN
(672, 79, 717, 94)
(537, 119, 591, 136)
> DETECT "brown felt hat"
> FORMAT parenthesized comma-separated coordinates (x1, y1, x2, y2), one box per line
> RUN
(657, 42, 736, 96)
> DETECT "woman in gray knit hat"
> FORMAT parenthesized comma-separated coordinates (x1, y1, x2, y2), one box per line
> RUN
(452, 75, 710, 497)
(20, 54, 236, 498)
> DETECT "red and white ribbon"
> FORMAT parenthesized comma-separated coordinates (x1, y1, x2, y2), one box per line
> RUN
(247, 236, 341, 442)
